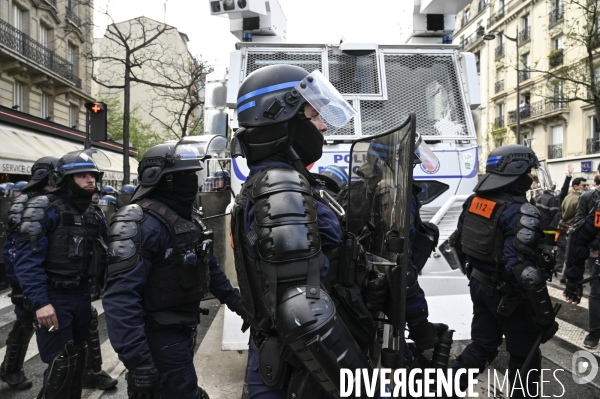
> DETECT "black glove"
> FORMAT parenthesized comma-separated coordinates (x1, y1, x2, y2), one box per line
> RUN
(564, 279, 583, 304)
(540, 321, 559, 344)
(127, 364, 161, 399)
(233, 304, 250, 332)
(408, 321, 445, 352)
(362, 270, 388, 313)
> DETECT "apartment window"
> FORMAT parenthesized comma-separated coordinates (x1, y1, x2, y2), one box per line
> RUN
(590, 116, 599, 139)
(554, 81, 564, 99)
(521, 14, 530, 30)
(67, 44, 79, 75)
(12, 5, 23, 31)
(67, 0, 78, 15)
(474, 51, 481, 73)
(497, 0, 505, 14)
(552, 125, 564, 145)
(497, 32, 504, 46)
(553, 35, 564, 49)
(41, 94, 50, 119)
(39, 25, 48, 48)
(69, 106, 79, 128)
(495, 103, 505, 127)
(13, 82, 24, 110)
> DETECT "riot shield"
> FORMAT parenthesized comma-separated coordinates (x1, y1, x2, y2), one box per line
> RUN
(97, 203, 117, 224)
(345, 113, 416, 366)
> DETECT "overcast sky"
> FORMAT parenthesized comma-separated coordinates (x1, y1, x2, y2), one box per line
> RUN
(94, 0, 408, 69)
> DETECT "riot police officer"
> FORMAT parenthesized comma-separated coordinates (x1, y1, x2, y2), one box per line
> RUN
(230, 65, 377, 398)
(13, 150, 108, 398)
(213, 170, 231, 191)
(103, 141, 243, 399)
(450, 145, 558, 397)
(118, 184, 136, 207)
(0, 156, 58, 390)
(100, 185, 117, 198)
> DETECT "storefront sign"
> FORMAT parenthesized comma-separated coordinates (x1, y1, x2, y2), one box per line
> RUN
(0, 159, 34, 175)
(582, 161, 593, 173)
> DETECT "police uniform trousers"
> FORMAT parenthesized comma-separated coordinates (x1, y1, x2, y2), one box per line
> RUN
(589, 261, 600, 336)
(36, 284, 92, 364)
(452, 278, 542, 398)
(147, 327, 198, 399)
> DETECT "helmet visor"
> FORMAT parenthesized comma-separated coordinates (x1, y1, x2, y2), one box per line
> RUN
(414, 134, 440, 173)
(59, 149, 111, 171)
(531, 166, 554, 191)
(175, 140, 207, 160)
(294, 70, 356, 128)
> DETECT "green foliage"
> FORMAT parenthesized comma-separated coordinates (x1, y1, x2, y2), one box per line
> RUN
(99, 96, 163, 160)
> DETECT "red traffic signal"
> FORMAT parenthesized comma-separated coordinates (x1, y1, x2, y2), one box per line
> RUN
(85, 102, 105, 114)
(84, 102, 107, 142)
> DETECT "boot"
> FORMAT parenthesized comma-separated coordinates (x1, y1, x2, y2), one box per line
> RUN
(39, 341, 77, 399)
(0, 318, 35, 389)
(69, 341, 88, 399)
(82, 307, 117, 390)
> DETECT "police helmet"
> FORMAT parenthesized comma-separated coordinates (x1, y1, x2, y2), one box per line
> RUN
(98, 195, 117, 207)
(4, 182, 14, 194)
(119, 184, 135, 195)
(131, 139, 204, 202)
(10, 181, 28, 197)
(316, 165, 349, 194)
(474, 144, 539, 193)
(0, 184, 5, 197)
(213, 170, 230, 190)
(101, 185, 116, 197)
(54, 149, 107, 188)
(22, 156, 60, 193)
(233, 65, 355, 167)
(203, 176, 215, 192)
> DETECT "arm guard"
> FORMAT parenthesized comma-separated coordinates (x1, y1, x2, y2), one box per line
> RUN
(17, 196, 50, 252)
(513, 203, 543, 264)
(513, 264, 554, 326)
(8, 194, 29, 230)
(106, 204, 145, 276)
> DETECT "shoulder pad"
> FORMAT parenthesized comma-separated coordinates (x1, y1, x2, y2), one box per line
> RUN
(520, 202, 541, 218)
(250, 167, 311, 199)
(112, 204, 144, 222)
(107, 204, 144, 276)
(12, 194, 29, 205)
(25, 195, 50, 209)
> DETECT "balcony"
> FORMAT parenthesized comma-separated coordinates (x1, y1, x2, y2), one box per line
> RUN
(459, 29, 485, 51)
(66, 7, 81, 27)
(495, 44, 505, 59)
(487, 0, 529, 28)
(488, 8, 506, 27)
(0, 19, 81, 88)
(495, 80, 504, 93)
(495, 116, 505, 128)
(549, 7, 564, 28)
(587, 138, 600, 154)
(519, 26, 530, 44)
(549, 49, 564, 68)
(507, 97, 569, 124)
(548, 144, 563, 159)
(519, 68, 530, 82)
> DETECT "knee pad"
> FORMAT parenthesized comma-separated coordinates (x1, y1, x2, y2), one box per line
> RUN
(275, 286, 375, 399)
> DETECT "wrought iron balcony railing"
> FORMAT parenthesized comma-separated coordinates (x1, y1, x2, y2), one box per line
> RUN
(549, 7, 564, 28)
(588, 138, 600, 155)
(495, 116, 505, 128)
(495, 44, 505, 59)
(0, 19, 81, 87)
(66, 8, 82, 27)
(548, 143, 563, 159)
(519, 26, 530, 44)
(495, 80, 504, 93)
(507, 97, 568, 123)
(519, 69, 530, 82)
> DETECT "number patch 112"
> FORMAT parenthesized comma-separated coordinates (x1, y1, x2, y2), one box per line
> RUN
(469, 197, 497, 219)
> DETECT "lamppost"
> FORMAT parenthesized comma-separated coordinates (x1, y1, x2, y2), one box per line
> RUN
(484, 26, 521, 144)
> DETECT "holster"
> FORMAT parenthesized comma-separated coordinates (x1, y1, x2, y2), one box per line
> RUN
(258, 335, 294, 390)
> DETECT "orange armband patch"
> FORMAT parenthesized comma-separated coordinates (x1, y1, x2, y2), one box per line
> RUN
(468, 197, 497, 219)
(595, 211, 600, 228)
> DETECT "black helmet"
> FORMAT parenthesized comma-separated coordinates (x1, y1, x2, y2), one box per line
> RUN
(22, 156, 60, 193)
(233, 65, 355, 178)
(119, 184, 135, 195)
(54, 149, 107, 188)
(315, 165, 349, 193)
(101, 185, 116, 196)
(474, 144, 539, 193)
(131, 140, 204, 202)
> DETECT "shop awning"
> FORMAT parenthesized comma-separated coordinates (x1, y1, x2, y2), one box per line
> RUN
(0, 122, 138, 181)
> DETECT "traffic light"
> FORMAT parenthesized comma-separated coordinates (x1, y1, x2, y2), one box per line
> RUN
(84, 102, 107, 142)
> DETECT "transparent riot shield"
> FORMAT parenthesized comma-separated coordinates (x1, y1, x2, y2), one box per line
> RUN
(345, 112, 416, 368)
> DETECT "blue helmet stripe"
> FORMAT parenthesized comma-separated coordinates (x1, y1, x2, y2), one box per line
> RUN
(238, 100, 256, 114)
(323, 167, 348, 183)
(370, 142, 392, 151)
(58, 162, 96, 170)
(368, 149, 387, 158)
(237, 81, 300, 105)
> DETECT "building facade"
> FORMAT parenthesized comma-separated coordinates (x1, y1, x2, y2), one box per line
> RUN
(454, 0, 599, 181)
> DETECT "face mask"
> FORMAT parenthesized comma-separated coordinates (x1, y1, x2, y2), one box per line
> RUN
(579, 189, 585, 194)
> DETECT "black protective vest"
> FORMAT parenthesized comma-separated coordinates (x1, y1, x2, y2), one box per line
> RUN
(460, 192, 526, 266)
(138, 199, 211, 327)
(44, 195, 102, 278)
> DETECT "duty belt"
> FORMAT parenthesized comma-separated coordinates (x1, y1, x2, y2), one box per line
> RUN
(470, 268, 499, 289)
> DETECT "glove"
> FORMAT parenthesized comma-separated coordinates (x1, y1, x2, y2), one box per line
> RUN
(540, 321, 559, 344)
(563, 279, 583, 304)
(362, 270, 388, 313)
(408, 321, 446, 352)
(126, 364, 161, 399)
(233, 304, 250, 332)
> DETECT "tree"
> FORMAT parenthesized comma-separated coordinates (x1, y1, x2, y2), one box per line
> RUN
(99, 96, 162, 160)
(532, 1, 600, 130)
(87, 13, 203, 183)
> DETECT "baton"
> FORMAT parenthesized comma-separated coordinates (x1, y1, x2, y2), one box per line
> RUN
(577, 274, 600, 286)
(520, 303, 561, 376)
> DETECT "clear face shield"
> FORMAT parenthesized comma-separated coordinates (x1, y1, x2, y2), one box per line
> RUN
(414, 134, 440, 173)
(294, 70, 356, 130)
(530, 166, 554, 197)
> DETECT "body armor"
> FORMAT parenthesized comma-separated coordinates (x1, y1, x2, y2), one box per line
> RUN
(460, 193, 526, 266)
(107, 200, 212, 327)
(232, 167, 375, 399)
(18, 194, 102, 279)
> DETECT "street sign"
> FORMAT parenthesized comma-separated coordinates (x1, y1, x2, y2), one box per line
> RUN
(581, 161, 592, 173)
